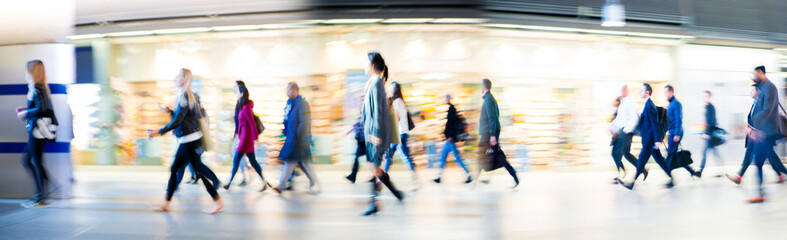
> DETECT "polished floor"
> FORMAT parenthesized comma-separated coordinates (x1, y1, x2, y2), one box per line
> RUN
(1, 165, 787, 240)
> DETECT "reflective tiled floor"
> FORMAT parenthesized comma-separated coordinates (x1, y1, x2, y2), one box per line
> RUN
(1, 165, 787, 240)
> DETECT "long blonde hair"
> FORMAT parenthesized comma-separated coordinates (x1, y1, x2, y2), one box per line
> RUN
(26, 60, 50, 101)
(175, 68, 197, 109)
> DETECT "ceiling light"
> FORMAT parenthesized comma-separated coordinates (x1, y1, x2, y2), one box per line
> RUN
(602, 0, 626, 27)
(381, 18, 434, 24)
(211, 25, 260, 31)
(322, 19, 383, 24)
(67, 34, 106, 40)
(153, 28, 210, 35)
(430, 18, 488, 24)
(107, 30, 154, 37)
(352, 39, 367, 44)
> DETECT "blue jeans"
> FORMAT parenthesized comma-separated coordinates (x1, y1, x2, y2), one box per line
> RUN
(438, 140, 470, 174)
(384, 133, 416, 172)
(752, 136, 783, 196)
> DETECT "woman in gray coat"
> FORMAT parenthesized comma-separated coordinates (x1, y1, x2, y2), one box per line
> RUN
(362, 52, 404, 216)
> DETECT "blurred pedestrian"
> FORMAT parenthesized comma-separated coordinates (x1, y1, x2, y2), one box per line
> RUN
(223, 80, 272, 191)
(434, 93, 472, 184)
(474, 79, 519, 188)
(273, 82, 320, 194)
(609, 85, 642, 183)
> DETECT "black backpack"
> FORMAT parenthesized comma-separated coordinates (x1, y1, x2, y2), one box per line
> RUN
(656, 106, 670, 140)
(455, 111, 469, 142)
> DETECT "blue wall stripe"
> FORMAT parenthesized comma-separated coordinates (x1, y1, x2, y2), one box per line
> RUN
(0, 84, 68, 95)
(0, 142, 70, 154)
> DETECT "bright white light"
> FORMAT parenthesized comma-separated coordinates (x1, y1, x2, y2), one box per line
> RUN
(352, 39, 368, 44)
(153, 28, 210, 35)
(483, 24, 693, 40)
(405, 39, 428, 59)
(381, 18, 434, 24)
(602, 0, 626, 27)
(430, 18, 488, 24)
(212, 25, 260, 31)
(326, 40, 347, 46)
(420, 72, 452, 80)
(322, 19, 383, 24)
(67, 34, 106, 40)
(108, 31, 154, 37)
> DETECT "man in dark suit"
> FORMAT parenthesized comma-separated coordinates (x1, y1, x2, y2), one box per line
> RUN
(726, 85, 787, 186)
(663, 85, 701, 186)
(619, 83, 673, 190)
(745, 66, 785, 203)
(274, 82, 319, 194)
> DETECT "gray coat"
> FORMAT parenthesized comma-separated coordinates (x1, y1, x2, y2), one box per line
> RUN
(361, 77, 391, 163)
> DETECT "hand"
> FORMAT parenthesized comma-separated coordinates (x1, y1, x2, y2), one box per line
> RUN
(147, 129, 157, 139)
(655, 142, 662, 149)
(15, 107, 26, 113)
(746, 127, 753, 136)
(701, 134, 710, 140)
(157, 103, 172, 113)
(673, 135, 681, 142)
(447, 137, 453, 142)
(368, 135, 381, 146)
(16, 111, 26, 121)
(490, 136, 498, 146)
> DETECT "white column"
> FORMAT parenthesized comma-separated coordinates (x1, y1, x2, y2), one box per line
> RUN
(0, 1, 75, 199)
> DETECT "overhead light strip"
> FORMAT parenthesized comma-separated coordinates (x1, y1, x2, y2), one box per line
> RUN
(484, 23, 694, 40)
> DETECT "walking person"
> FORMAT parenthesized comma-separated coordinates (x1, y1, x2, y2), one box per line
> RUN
(223, 80, 272, 191)
(433, 93, 472, 184)
(273, 82, 320, 194)
(15, 60, 58, 208)
(361, 52, 404, 216)
(609, 85, 643, 182)
(157, 103, 220, 189)
(663, 85, 701, 184)
(345, 120, 366, 183)
(149, 68, 222, 214)
(618, 83, 674, 190)
(474, 79, 519, 188)
(743, 66, 786, 203)
(383, 82, 420, 190)
(699, 91, 724, 175)
(726, 84, 787, 185)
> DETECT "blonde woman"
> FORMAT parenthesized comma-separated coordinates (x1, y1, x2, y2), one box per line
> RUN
(148, 68, 223, 214)
(15, 60, 58, 208)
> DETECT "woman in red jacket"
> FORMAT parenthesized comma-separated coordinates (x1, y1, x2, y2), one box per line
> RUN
(224, 80, 272, 191)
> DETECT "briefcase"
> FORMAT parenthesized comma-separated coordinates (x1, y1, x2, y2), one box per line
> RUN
(483, 145, 507, 171)
(668, 150, 693, 170)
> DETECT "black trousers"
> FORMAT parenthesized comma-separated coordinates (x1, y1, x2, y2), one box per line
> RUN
(20, 134, 48, 201)
(166, 140, 220, 201)
(611, 132, 638, 172)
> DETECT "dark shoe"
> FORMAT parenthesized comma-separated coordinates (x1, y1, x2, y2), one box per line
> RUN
(272, 187, 282, 195)
(368, 177, 376, 183)
(665, 181, 675, 189)
(433, 178, 441, 184)
(222, 185, 230, 190)
(239, 180, 248, 187)
(375, 181, 383, 192)
(362, 204, 379, 216)
(392, 190, 405, 203)
(612, 177, 620, 184)
(512, 179, 520, 189)
(346, 175, 357, 184)
(693, 171, 702, 179)
(747, 196, 766, 203)
(726, 174, 742, 185)
(259, 182, 270, 192)
(643, 169, 649, 181)
(617, 179, 633, 190)
(284, 184, 293, 191)
(464, 176, 472, 184)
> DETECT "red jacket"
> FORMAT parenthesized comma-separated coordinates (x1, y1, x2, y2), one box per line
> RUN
(236, 101, 258, 154)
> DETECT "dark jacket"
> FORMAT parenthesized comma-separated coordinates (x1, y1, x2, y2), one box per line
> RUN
(638, 98, 662, 144)
(704, 103, 717, 134)
(667, 96, 683, 137)
(444, 103, 460, 140)
(479, 91, 501, 140)
(751, 79, 781, 138)
(279, 95, 312, 161)
(158, 93, 202, 138)
(25, 85, 58, 133)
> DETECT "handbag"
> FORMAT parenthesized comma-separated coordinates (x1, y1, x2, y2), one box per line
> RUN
(777, 103, 787, 137)
(253, 113, 265, 136)
(483, 144, 507, 171)
(667, 143, 693, 170)
(195, 95, 213, 152)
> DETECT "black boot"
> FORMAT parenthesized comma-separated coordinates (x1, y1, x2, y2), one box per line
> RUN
(378, 173, 404, 202)
(362, 203, 379, 216)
